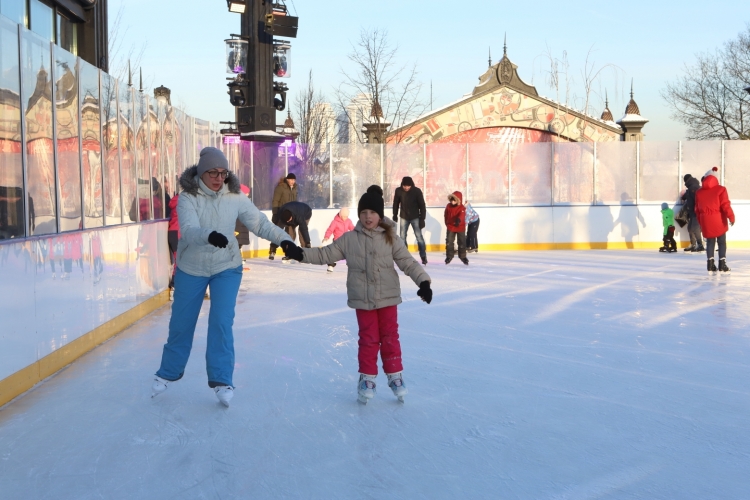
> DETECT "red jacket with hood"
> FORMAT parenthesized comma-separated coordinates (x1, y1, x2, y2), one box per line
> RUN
(444, 191, 466, 232)
(695, 174, 735, 238)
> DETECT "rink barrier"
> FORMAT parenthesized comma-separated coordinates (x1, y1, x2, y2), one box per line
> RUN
(0, 290, 169, 408)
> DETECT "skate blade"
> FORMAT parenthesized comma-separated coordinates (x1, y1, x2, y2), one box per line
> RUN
(397, 396, 405, 403)
(358, 395, 369, 405)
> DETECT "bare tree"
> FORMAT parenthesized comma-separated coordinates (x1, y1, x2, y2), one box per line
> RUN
(662, 26, 750, 140)
(334, 28, 427, 144)
(578, 46, 623, 119)
(107, 3, 148, 88)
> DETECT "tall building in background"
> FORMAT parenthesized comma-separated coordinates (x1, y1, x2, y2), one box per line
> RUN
(339, 93, 371, 144)
(310, 102, 336, 144)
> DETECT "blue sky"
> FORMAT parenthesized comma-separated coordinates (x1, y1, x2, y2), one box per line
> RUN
(110, 0, 750, 141)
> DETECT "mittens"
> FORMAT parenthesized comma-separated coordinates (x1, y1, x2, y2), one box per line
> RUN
(208, 231, 229, 248)
(280, 240, 304, 261)
(417, 280, 432, 304)
(393, 214, 398, 222)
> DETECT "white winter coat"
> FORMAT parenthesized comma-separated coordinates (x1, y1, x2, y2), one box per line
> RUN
(302, 218, 430, 310)
(176, 166, 292, 277)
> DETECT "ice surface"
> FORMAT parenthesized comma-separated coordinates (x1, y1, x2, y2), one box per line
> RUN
(1, 250, 749, 499)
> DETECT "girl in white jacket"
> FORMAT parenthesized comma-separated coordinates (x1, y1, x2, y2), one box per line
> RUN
(152, 147, 292, 407)
(284, 185, 433, 404)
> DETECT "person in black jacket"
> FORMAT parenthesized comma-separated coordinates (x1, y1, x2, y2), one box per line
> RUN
(392, 176, 427, 265)
(681, 174, 704, 252)
(275, 201, 312, 262)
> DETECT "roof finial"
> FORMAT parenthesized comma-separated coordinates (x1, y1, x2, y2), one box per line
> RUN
(630, 78, 634, 99)
(503, 33, 507, 55)
(128, 60, 132, 87)
(488, 47, 492, 67)
(139, 68, 143, 92)
(605, 89, 609, 108)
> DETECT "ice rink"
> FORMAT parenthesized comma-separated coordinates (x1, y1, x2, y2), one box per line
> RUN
(1, 249, 749, 499)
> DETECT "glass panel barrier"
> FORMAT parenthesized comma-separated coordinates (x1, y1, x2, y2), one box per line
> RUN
(253, 141, 285, 211)
(21, 29, 56, 234)
(173, 107, 184, 186)
(332, 144, 380, 208)
(680, 140, 721, 198)
(724, 141, 750, 202)
(53, 46, 81, 231)
(118, 83, 135, 223)
(425, 143, 466, 206)
(79, 59, 102, 228)
(0, 18, 24, 239)
(133, 92, 151, 221)
(510, 142, 551, 205)
(640, 141, 678, 204)
(149, 96, 163, 218)
(101, 72, 120, 224)
(596, 141, 636, 204)
(468, 142, 508, 206)
(553, 142, 594, 204)
(384, 143, 423, 208)
(288, 142, 330, 209)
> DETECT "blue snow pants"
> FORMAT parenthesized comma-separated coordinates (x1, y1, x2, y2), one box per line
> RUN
(156, 265, 243, 388)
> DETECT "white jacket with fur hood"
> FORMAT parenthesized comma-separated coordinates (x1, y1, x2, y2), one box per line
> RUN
(177, 166, 292, 277)
(302, 218, 430, 310)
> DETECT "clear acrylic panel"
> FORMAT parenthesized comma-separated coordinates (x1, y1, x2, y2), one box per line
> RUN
(118, 83, 135, 223)
(425, 143, 466, 206)
(724, 141, 750, 202)
(195, 118, 209, 158)
(21, 29, 56, 235)
(468, 143, 508, 205)
(0, 17, 25, 239)
(383, 143, 424, 208)
(173, 107, 184, 186)
(134, 92, 151, 221)
(639, 142, 679, 203)
(251, 141, 286, 211)
(332, 144, 381, 208)
(100, 73, 120, 224)
(510, 142, 551, 206)
(288, 143, 330, 209)
(596, 141, 636, 204)
(163, 105, 176, 199)
(149, 96, 164, 219)
(79, 60, 103, 228)
(554, 142, 594, 204)
(681, 141, 721, 186)
(53, 46, 81, 231)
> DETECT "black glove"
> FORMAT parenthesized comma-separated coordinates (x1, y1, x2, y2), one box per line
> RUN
(454, 217, 460, 226)
(208, 231, 229, 248)
(393, 214, 398, 222)
(417, 280, 432, 304)
(419, 219, 425, 229)
(280, 240, 304, 261)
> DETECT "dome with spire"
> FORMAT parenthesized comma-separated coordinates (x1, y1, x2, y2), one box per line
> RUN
(600, 91, 614, 122)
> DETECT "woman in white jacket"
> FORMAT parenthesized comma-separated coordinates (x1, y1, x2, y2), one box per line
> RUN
(152, 147, 294, 407)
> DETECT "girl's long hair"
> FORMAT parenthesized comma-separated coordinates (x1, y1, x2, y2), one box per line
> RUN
(378, 219, 395, 246)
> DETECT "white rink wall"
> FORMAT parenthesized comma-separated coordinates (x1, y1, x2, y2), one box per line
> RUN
(242, 204, 750, 254)
(0, 222, 171, 385)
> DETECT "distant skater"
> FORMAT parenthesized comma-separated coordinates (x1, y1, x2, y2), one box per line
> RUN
(465, 200, 480, 253)
(659, 203, 677, 253)
(152, 147, 292, 407)
(444, 191, 468, 265)
(281, 185, 432, 404)
(321, 207, 355, 272)
(695, 167, 735, 274)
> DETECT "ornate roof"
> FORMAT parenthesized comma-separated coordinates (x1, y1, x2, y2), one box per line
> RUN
(600, 92, 614, 122)
(623, 81, 641, 116)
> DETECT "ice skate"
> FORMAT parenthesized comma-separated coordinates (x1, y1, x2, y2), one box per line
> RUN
(268, 251, 275, 260)
(327, 265, 335, 273)
(707, 258, 717, 274)
(718, 258, 731, 274)
(659, 246, 667, 253)
(683, 244, 695, 252)
(214, 386, 233, 407)
(357, 374, 377, 405)
(694, 244, 705, 253)
(421, 257, 428, 265)
(461, 257, 469, 265)
(281, 257, 291, 264)
(387, 372, 408, 403)
(445, 257, 453, 265)
(151, 376, 171, 398)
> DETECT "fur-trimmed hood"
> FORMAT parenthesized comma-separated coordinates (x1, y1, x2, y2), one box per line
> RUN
(179, 165, 241, 196)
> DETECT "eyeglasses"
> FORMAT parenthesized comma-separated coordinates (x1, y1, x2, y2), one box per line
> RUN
(206, 170, 229, 179)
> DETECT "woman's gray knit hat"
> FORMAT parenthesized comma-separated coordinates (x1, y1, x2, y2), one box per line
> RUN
(197, 147, 229, 177)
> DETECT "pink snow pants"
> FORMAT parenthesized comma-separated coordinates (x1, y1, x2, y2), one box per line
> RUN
(355, 305, 403, 375)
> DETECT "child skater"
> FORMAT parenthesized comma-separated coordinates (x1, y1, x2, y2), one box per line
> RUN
(281, 185, 433, 404)
(465, 200, 480, 253)
(659, 202, 677, 253)
(696, 167, 735, 273)
(445, 191, 468, 265)
(321, 207, 355, 273)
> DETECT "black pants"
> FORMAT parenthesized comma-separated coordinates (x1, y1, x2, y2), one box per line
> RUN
(269, 223, 297, 253)
(687, 217, 702, 247)
(662, 226, 676, 251)
(446, 230, 466, 260)
(466, 220, 480, 249)
(706, 233, 727, 260)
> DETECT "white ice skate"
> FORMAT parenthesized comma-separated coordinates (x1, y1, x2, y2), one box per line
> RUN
(151, 376, 170, 398)
(214, 386, 234, 407)
(387, 372, 408, 403)
(327, 265, 335, 273)
(357, 374, 377, 405)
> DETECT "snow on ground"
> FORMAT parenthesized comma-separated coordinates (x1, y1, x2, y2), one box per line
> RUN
(1, 250, 749, 499)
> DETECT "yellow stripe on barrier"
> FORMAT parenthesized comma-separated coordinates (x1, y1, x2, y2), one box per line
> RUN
(0, 290, 170, 408)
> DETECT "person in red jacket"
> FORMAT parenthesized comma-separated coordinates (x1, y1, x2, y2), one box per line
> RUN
(444, 191, 468, 265)
(695, 167, 735, 274)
